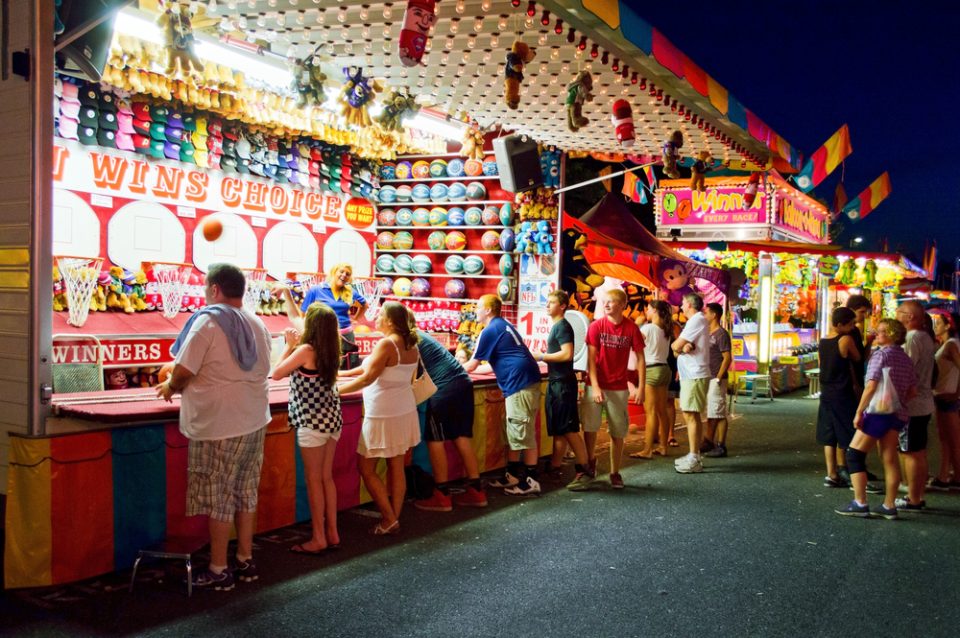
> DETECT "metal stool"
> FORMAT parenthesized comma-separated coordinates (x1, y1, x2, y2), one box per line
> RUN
(806, 368, 821, 399)
(743, 373, 773, 403)
(129, 538, 201, 597)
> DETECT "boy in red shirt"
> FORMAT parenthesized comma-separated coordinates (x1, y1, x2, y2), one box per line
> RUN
(583, 288, 645, 488)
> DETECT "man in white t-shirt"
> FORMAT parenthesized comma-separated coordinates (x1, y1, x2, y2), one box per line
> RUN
(156, 263, 272, 591)
(671, 293, 711, 473)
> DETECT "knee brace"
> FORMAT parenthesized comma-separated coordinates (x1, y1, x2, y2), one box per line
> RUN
(845, 447, 868, 475)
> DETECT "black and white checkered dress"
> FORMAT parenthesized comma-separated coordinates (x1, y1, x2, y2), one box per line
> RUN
(289, 367, 342, 433)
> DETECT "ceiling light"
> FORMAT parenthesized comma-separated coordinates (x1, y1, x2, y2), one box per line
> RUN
(402, 112, 468, 141)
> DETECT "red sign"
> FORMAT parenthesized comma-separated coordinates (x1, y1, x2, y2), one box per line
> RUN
(342, 197, 376, 229)
(51, 337, 176, 367)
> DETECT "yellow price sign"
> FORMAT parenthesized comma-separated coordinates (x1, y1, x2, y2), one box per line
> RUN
(732, 337, 745, 357)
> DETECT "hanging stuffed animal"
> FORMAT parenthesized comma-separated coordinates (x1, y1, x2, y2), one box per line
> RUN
(610, 99, 635, 147)
(658, 259, 696, 307)
(565, 70, 593, 132)
(540, 146, 561, 188)
(836, 258, 858, 286)
(743, 171, 761, 207)
(398, 0, 437, 67)
(377, 89, 419, 132)
(661, 130, 683, 179)
(690, 151, 711, 192)
(862, 259, 878, 289)
(460, 125, 485, 161)
(339, 66, 382, 128)
(157, 1, 204, 78)
(504, 39, 536, 110)
(290, 49, 327, 108)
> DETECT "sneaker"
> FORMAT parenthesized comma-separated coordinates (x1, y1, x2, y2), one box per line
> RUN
(504, 476, 541, 496)
(234, 558, 258, 583)
(452, 486, 488, 508)
(674, 454, 703, 474)
(609, 472, 625, 489)
(824, 475, 847, 488)
(414, 489, 453, 512)
(699, 439, 716, 454)
(927, 478, 952, 492)
(704, 445, 727, 458)
(193, 567, 235, 591)
(834, 500, 870, 518)
(566, 472, 593, 492)
(894, 497, 926, 511)
(875, 503, 898, 520)
(850, 482, 884, 495)
(488, 472, 520, 489)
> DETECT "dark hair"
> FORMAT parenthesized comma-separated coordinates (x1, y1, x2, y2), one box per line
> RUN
(831, 306, 856, 327)
(706, 302, 723, 319)
(683, 293, 704, 311)
(845, 294, 871, 312)
(949, 313, 960, 338)
(650, 300, 673, 339)
(922, 312, 936, 340)
(206, 263, 246, 298)
(547, 289, 570, 306)
(300, 303, 340, 385)
(381, 301, 419, 349)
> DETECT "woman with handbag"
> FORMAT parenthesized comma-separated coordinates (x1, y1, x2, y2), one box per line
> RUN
(929, 311, 960, 490)
(817, 307, 862, 488)
(836, 318, 917, 519)
(338, 302, 420, 535)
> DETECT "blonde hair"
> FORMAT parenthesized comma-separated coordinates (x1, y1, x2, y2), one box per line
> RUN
(605, 288, 626, 304)
(326, 263, 354, 304)
(879, 317, 906, 345)
(478, 294, 502, 316)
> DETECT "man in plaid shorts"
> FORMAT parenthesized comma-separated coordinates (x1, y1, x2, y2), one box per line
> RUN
(157, 264, 273, 590)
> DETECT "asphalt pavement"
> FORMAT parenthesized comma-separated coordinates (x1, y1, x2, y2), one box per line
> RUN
(3, 392, 959, 637)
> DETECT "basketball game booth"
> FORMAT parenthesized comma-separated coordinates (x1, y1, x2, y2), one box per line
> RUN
(4, 0, 803, 588)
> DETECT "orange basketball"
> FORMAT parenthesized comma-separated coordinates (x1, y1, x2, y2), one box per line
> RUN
(201, 217, 223, 241)
(158, 363, 174, 383)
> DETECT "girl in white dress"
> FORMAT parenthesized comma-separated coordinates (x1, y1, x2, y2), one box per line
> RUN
(339, 302, 421, 535)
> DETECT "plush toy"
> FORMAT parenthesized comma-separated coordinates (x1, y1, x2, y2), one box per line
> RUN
(290, 51, 328, 108)
(565, 70, 593, 132)
(658, 259, 696, 307)
(661, 131, 683, 179)
(398, 0, 437, 67)
(52, 267, 67, 312)
(610, 99, 635, 147)
(535, 220, 554, 255)
(743, 171, 761, 207)
(504, 39, 535, 110)
(460, 126, 485, 161)
(377, 89, 419, 132)
(690, 151, 711, 192)
(157, 1, 203, 79)
(339, 66, 382, 128)
(862, 259, 878, 289)
(106, 369, 129, 391)
(836, 258, 858, 286)
(540, 147, 561, 188)
(128, 270, 148, 311)
(516, 221, 536, 254)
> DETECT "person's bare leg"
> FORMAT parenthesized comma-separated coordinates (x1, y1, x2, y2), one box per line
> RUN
(299, 444, 329, 550)
(583, 430, 598, 461)
(684, 411, 702, 456)
(824, 445, 838, 479)
(427, 440, 449, 484)
(714, 418, 728, 447)
(522, 447, 538, 467)
(880, 431, 902, 510)
(358, 456, 396, 525)
(667, 398, 677, 443)
(610, 437, 625, 474)
(563, 432, 588, 465)
(551, 436, 567, 469)
(705, 418, 717, 445)
(902, 451, 928, 504)
(655, 386, 670, 454)
(637, 384, 657, 456)
(387, 455, 407, 518)
(234, 510, 256, 560)
(848, 431, 875, 505)
(208, 517, 232, 570)
(320, 440, 339, 546)
(453, 436, 480, 479)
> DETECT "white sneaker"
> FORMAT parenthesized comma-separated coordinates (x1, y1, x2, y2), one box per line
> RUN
(504, 477, 541, 496)
(488, 471, 520, 489)
(675, 454, 703, 474)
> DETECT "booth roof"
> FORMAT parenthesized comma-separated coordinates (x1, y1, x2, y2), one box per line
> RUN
(194, 0, 800, 168)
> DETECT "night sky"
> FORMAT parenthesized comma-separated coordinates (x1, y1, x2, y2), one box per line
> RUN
(632, 1, 960, 271)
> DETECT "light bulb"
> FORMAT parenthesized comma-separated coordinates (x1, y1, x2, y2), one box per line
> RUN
(456, 0, 466, 14)
(450, 19, 459, 34)
(482, 0, 492, 10)
(498, 17, 508, 30)
(359, 5, 369, 20)
(337, 7, 347, 22)
(489, 34, 499, 47)
(474, 17, 483, 32)
(383, 5, 392, 20)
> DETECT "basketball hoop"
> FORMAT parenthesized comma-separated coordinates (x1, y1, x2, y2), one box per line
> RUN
(352, 276, 387, 321)
(292, 271, 322, 292)
(56, 255, 104, 328)
(143, 262, 194, 319)
(241, 268, 269, 314)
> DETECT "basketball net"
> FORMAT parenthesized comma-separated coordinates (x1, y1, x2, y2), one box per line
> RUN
(241, 268, 268, 314)
(293, 272, 322, 294)
(57, 256, 104, 328)
(149, 262, 193, 319)
(353, 277, 387, 321)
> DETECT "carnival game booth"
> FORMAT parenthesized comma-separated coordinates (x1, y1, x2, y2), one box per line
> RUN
(5, 0, 808, 589)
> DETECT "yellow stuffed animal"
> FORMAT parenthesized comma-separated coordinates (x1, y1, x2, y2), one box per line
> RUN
(157, 1, 204, 79)
(52, 267, 67, 312)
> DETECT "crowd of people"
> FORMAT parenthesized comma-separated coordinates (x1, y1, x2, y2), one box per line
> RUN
(158, 263, 960, 591)
(817, 294, 960, 519)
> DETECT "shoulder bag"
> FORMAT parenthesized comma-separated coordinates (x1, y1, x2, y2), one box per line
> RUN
(412, 352, 437, 405)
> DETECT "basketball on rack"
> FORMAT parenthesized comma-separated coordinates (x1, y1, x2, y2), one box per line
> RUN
(201, 217, 223, 241)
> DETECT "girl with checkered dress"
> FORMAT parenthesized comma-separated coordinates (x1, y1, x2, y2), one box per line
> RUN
(273, 303, 343, 554)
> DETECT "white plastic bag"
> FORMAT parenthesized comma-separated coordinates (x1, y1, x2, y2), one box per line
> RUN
(866, 367, 901, 415)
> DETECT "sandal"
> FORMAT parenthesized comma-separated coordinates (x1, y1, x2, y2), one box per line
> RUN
(290, 543, 330, 556)
(629, 451, 654, 459)
(668, 438, 679, 447)
(372, 520, 400, 536)
(653, 446, 667, 456)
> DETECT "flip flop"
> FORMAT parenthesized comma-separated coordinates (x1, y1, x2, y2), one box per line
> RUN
(372, 520, 400, 536)
(290, 543, 330, 555)
(668, 438, 679, 447)
(629, 451, 654, 459)
(653, 447, 667, 456)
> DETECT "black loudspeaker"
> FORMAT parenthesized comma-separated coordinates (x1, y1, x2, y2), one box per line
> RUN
(56, 0, 134, 81)
(493, 135, 544, 193)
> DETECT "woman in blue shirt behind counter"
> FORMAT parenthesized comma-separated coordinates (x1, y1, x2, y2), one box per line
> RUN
(288, 263, 367, 368)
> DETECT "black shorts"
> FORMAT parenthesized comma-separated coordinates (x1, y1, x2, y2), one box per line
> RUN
(899, 414, 931, 453)
(424, 380, 475, 442)
(816, 399, 856, 448)
(546, 379, 580, 437)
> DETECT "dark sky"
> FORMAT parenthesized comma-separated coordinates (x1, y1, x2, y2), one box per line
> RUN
(631, 1, 960, 266)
